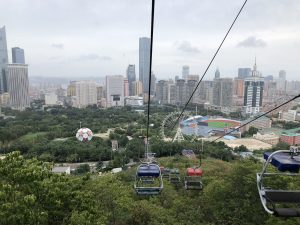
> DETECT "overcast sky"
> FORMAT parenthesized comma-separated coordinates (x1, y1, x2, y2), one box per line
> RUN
(1, 0, 300, 80)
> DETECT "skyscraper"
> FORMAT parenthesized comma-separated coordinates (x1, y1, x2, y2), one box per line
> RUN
(124, 78, 129, 97)
(133, 81, 143, 96)
(156, 80, 169, 104)
(126, 64, 136, 96)
(75, 81, 97, 108)
(276, 70, 287, 93)
(198, 81, 214, 104)
(106, 75, 125, 107)
(213, 78, 233, 108)
(0, 26, 9, 94)
(186, 80, 197, 104)
(139, 37, 150, 93)
(151, 72, 156, 95)
(238, 68, 251, 79)
(12, 47, 25, 64)
(243, 60, 264, 114)
(175, 79, 187, 105)
(279, 70, 286, 80)
(233, 78, 244, 98)
(5, 64, 30, 110)
(182, 65, 189, 80)
(214, 68, 220, 79)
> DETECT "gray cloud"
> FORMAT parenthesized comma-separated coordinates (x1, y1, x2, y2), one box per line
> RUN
(76, 54, 112, 61)
(51, 43, 64, 49)
(1, 0, 299, 79)
(177, 41, 201, 53)
(237, 36, 267, 48)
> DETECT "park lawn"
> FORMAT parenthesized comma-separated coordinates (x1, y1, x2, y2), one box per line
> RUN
(19, 132, 47, 141)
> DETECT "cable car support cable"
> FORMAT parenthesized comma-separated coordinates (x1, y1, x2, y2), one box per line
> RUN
(171, 0, 248, 130)
(145, 0, 155, 155)
(212, 93, 300, 142)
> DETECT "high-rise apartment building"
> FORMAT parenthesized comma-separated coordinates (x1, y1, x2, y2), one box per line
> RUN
(126, 64, 136, 96)
(169, 84, 176, 105)
(74, 81, 97, 108)
(139, 37, 150, 93)
(156, 80, 169, 104)
(12, 47, 25, 64)
(5, 64, 30, 110)
(67, 81, 76, 96)
(198, 80, 214, 104)
(182, 65, 189, 80)
(0, 26, 9, 94)
(175, 79, 187, 105)
(186, 79, 197, 104)
(106, 75, 125, 107)
(279, 70, 286, 80)
(238, 68, 251, 79)
(264, 81, 277, 101)
(124, 78, 129, 97)
(233, 78, 244, 98)
(133, 81, 143, 96)
(96, 86, 104, 100)
(187, 74, 199, 82)
(276, 70, 287, 93)
(243, 61, 264, 114)
(213, 78, 233, 107)
(150, 72, 156, 96)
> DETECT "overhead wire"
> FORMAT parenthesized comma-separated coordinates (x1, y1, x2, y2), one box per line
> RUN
(146, 0, 155, 156)
(212, 93, 300, 142)
(171, 0, 248, 129)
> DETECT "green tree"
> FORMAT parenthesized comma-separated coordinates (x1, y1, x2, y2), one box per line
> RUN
(75, 164, 90, 174)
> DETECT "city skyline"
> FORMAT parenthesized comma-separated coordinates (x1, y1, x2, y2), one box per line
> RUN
(0, 0, 300, 80)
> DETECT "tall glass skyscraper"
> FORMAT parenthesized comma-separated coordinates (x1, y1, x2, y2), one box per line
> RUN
(139, 37, 150, 94)
(0, 26, 9, 94)
(126, 64, 136, 96)
(12, 47, 25, 64)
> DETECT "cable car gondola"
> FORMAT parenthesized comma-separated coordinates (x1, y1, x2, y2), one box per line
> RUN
(184, 167, 203, 190)
(134, 162, 163, 195)
(160, 166, 171, 179)
(257, 146, 300, 217)
(169, 168, 181, 185)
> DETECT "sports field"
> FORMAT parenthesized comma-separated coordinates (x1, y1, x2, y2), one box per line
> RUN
(207, 120, 240, 129)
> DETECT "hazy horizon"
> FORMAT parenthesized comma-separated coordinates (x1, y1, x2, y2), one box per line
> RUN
(1, 0, 300, 80)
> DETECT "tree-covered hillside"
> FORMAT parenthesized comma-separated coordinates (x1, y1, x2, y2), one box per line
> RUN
(1, 152, 299, 225)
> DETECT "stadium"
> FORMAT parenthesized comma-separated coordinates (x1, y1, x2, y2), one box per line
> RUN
(180, 115, 242, 137)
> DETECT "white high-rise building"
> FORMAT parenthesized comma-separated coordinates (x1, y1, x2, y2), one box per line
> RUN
(45, 92, 58, 105)
(6, 64, 30, 110)
(106, 75, 125, 107)
(74, 80, 97, 108)
(243, 60, 264, 115)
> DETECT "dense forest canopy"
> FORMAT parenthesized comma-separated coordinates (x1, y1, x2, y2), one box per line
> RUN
(1, 152, 300, 225)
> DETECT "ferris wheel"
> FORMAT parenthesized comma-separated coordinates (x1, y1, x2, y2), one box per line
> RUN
(160, 112, 198, 142)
